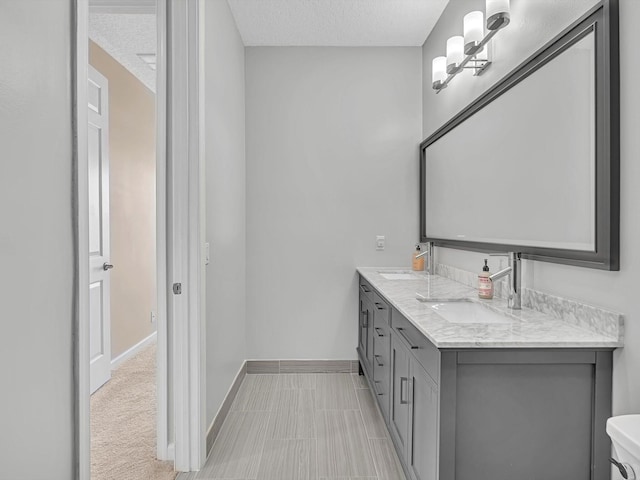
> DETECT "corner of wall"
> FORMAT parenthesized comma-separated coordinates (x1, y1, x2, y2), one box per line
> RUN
(203, 0, 249, 425)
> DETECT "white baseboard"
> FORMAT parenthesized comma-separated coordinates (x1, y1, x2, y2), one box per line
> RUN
(111, 331, 158, 370)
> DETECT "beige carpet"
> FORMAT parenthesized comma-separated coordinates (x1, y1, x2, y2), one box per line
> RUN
(91, 343, 176, 480)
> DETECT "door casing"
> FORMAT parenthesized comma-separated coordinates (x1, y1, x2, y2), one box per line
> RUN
(73, 0, 205, 477)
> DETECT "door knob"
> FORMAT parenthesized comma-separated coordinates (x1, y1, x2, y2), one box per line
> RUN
(103, 263, 114, 271)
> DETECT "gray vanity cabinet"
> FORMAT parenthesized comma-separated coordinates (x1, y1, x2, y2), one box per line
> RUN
(356, 274, 615, 480)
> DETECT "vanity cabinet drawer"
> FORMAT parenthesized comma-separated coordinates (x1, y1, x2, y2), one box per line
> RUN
(359, 276, 374, 302)
(392, 308, 440, 385)
(372, 291, 391, 327)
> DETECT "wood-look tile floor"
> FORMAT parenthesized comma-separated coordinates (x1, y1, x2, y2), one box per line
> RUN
(181, 373, 406, 480)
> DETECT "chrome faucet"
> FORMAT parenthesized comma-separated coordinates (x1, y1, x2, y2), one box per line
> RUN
(415, 242, 435, 275)
(489, 252, 522, 309)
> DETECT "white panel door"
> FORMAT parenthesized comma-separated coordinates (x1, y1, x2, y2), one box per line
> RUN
(88, 66, 112, 394)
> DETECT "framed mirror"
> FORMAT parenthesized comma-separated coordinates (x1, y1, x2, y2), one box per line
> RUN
(419, 2, 619, 270)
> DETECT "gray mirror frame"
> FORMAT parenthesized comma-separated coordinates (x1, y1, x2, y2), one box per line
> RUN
(419, 0, 619, 270)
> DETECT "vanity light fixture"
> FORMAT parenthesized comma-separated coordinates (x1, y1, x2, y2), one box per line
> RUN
(432, 0, 510, 92)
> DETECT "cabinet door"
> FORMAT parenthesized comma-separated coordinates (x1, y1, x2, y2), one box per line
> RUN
(408, 359, 439, 480)
(367, 303, 377, 371)
(358, 296, 367, 358)
(358, 295, 372, 374)
(390, 333, 411, 458)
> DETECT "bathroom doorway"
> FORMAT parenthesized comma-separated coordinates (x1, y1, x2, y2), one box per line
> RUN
(76, 1, 206, 476)
(85, 0, 171, 478)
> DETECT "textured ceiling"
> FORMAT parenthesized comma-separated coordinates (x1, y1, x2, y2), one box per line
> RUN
(89, 13, 156, 92)
(227, 0, 450, 47)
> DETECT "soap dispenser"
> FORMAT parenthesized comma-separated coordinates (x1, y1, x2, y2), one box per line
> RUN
(412, 244, 425, 271)
(478, 259, 493, 299)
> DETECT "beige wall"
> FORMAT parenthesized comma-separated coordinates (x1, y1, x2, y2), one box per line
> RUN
(90, 41, 156, 359)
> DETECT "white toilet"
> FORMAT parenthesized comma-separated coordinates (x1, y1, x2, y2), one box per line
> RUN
(607, 415, 640, 479)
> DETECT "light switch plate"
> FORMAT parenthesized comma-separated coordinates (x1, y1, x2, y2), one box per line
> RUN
(376, 235, 385, 251)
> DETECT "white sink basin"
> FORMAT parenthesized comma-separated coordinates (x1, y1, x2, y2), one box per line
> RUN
(379, 271, 422, 280)
(427, 301, 513, 324)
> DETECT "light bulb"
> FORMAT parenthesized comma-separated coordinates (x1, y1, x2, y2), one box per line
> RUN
(486, 0, 510, 31)
(432, 56, 447, 89)
(464, 11, 484, 55)
(446, 36, 464, 74)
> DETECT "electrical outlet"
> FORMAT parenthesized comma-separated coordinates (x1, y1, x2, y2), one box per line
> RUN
(151, 311, 157, 324)
(376, 235, 385, 251)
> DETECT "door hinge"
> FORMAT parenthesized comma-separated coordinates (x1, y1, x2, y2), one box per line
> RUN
(173, 283, 182, 295)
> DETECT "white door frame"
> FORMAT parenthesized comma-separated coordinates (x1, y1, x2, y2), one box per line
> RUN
(74, 1, 90, 477)
(74, 0, 205, 477)
(155, 0, 170, 462)
(167, 0, 206, 470)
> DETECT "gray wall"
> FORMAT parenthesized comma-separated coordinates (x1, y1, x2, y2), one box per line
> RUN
(245, 47, 422, 359)
(422, 0, 640, 423)
(0, 1, 75, 478)
(203, 0, 247, 425)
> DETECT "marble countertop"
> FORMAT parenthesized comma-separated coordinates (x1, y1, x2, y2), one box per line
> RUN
(357, 267, 623, 349)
